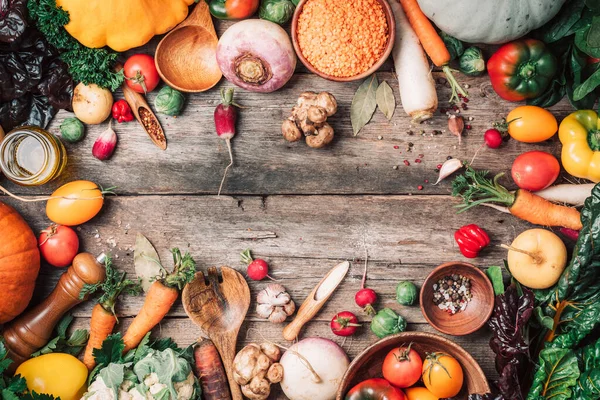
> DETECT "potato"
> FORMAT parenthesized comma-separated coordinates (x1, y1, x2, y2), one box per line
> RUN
(72, 83, 113, 125)
(506, 229, 567, 289)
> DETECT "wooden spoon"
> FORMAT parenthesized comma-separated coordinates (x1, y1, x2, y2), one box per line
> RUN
(155, 1, 222, 92)
(283, 261, 350, 341)
(182, 266, 250, 400)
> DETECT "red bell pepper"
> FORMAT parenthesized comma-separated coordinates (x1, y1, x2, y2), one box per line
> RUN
(345, 378, 406, 400)
(111, 99, 134, 123)
(454, 224, 490, 258)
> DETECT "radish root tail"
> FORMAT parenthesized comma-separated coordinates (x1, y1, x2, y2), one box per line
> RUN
(218, 138, 234, 197)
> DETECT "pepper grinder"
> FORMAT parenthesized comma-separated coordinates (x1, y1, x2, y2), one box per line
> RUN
(3, 252, 106, 371)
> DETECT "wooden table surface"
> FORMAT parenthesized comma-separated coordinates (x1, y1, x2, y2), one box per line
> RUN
(1, 19, 573, 399)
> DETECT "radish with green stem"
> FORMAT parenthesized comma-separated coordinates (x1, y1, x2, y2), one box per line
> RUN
(215, 88, 240, 196)
(355, 248, 377, 315)
(241, 249, 274, 281)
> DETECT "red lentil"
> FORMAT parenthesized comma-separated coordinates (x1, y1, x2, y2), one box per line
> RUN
(297, 0, 389, 77)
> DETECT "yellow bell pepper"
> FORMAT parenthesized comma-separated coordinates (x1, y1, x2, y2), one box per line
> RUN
(559, 110, 600, 182)
(15, 353, 88, 400)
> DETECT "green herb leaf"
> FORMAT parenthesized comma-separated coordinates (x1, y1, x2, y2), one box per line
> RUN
(588, 16, 600, 47)
(485, 266, 505, 295)
(351, 74, 379, 136)
(6, 376, 27, 393)
(93, 333, 125, 367)
(527, 348, 579, 400)
(2, 389, 20, 400)
(376, 81, 395, 120)
(534, 306, 554, 330)
(57, 313, 74, 338)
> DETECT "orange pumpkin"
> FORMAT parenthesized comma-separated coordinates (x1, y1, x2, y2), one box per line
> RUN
(0, 202, 40, 323)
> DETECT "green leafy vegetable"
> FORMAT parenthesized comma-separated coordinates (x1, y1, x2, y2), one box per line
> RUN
(99, 363, 132, 397)
(527, 348, 579, 400)
(351, 74, 379, 136)
(154, 86, 186, 116)
(486, 266, 505, 295)
(375, 81, 395, 121)
(27, 0, 124, 91)
(440, 31, 464, 61)
(60, 117, 85, 143)
(31, 314, 88, 357)
(259, 0, 295, 25)
(370, 308, 406, 338)
(95, 255, 142, 319)
(459, 47, 486, 77)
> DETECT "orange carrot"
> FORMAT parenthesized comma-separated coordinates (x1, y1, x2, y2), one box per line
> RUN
(84, 304, 117, 370)
(194, 339, 230, 400)
(510, 190, 582, 231)
(83, 255, 141, 370)
(398, 0, 468, 102)
(454, 167, 582, 230)
(122, 248, 196, 352)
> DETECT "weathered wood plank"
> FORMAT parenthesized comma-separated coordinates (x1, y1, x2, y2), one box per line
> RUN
(2, 70, 570, 196)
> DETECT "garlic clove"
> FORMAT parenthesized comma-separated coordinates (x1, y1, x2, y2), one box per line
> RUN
(268, 306, 289, 324)
(256, 303, 274, 319)
(92, 119, 117, 160)
(283, 300, 296, 316)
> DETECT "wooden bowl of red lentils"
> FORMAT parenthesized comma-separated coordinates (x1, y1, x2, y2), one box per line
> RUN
(291, 0, 395, 82)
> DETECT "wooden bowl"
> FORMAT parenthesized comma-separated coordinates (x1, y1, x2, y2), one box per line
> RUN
(336, 331, 490, 400)
(420, 262, 494, 336)
(291, 0, 395, 82)
(155, 1, 222, 92)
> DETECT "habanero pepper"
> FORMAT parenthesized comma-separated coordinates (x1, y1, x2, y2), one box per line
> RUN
(487, 39, 557, 102)
(111, 99, 134, 123)
(454, 224, 490, 258)
(559, 110, 600, 182)
(209, 0, 260, 20)
(345, 378, 406, 400)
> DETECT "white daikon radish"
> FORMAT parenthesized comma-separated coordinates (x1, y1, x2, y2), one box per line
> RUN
(390, 0, 438, 122)
(535, 184, 594, 206)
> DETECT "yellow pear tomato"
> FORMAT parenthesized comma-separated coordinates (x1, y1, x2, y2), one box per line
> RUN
(15, 353, 88, 400)
(405, 386, 439, 400)
(506, 105, 557, 143)
(46, 180, 105, 226)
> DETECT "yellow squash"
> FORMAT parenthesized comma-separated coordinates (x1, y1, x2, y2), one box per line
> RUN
(56, 0, 196, 52)
(559, 110, 600, 182)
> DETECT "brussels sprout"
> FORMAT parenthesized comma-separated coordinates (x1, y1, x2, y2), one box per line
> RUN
(154, 86, 185, 116)
(440, 31, 464, 61)
(60, 117, 85, 143)
(460, 46, 486, 77)
(370, 308, 407, 338)
(396, 281, 418, 306)
(259, 0, 295, 25)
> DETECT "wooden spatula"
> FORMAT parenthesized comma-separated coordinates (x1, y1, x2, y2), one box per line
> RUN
(182, 266, 250, 400)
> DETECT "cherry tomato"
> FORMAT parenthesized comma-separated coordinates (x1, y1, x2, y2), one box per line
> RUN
(330, 311, 360, 336)
(422, 353, 463, 398)
(46, 180, 105, 226)
(511, 151, 560, 191)
(404, 387, 439, 400)
(506, 106, 557, 143)
(124, 54, 160, 94)
(382, 345, 423, 388)
(38, 225, 79, 268)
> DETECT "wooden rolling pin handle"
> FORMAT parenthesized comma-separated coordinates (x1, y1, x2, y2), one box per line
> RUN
(3, 253, 106, 369)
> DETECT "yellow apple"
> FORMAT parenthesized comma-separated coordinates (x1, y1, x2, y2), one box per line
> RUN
(506, 229, 567, 289)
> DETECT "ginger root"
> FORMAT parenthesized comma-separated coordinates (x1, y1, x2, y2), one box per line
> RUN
(282, 91, 337, 148)
(233, 343, 283, 400)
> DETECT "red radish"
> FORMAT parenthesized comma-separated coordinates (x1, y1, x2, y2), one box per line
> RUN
(560, 227, 580, 241)
(330, 311, 361, 336)
(240, 249, 274, 281)
(484, 128, 503, 149)
(355, 250, 378, 315)
(214, 88, 240, 196)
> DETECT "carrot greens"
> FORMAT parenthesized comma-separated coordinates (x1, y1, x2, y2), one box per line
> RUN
(452, 167, 515, 211)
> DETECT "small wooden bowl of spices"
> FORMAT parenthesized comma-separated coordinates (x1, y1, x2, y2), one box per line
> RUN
(420, 262, 494, 336)
(291, 0, 395, 82)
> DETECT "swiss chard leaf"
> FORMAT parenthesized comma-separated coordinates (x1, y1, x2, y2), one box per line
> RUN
(527, 348, 580, 400)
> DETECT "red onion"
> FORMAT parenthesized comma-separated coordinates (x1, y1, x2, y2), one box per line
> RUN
(216, 19, 296, 93)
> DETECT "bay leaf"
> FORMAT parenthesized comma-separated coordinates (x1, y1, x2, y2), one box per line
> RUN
(134, 233, 163, 292)
(376, 81, 395, 120)
(351, 74, 378, 136)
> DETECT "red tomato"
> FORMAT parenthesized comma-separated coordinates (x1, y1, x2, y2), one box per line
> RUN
(382, 345, 423, 388)
(511, 151, 560, 191)
(124, 54, 160, 93)
(38, 225, 79, 268)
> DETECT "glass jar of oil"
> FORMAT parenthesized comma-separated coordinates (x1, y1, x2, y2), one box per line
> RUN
(0, 126, 67, 186)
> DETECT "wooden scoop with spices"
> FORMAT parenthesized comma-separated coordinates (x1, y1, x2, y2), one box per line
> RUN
(116, 64, 167, 150)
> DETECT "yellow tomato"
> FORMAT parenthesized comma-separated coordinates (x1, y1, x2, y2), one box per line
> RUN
(506, 105, 557, 143)
(422, 353, 464, 398)
(46, 180, 104, 226)
(15, 353, 88, 399)
(405, 387, 439, 400)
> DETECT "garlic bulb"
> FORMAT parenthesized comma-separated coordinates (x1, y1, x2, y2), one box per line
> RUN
(256, 284, 295, 324)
